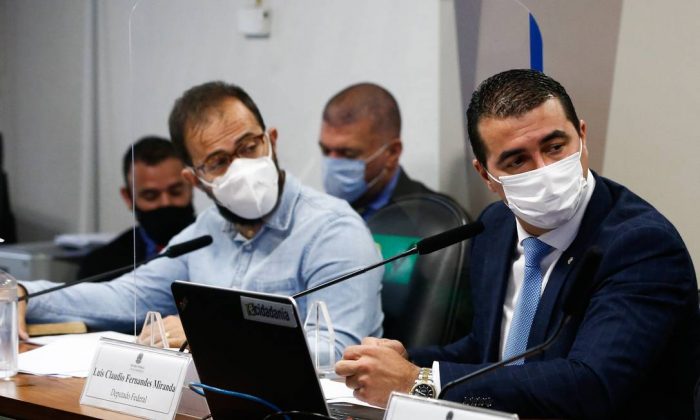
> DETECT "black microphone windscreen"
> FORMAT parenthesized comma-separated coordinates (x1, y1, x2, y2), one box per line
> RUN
(415, 221, 485, 255)
(563, 246, 603, 317)
(165, 235, 213, 258)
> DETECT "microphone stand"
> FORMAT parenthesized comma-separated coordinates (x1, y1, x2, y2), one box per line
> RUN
(293, 221, 484, 299)
(20, 235, 213, 301)
(20, 263, 145, 301)
(293, 246, 417, 299)
(437, 315, 571, 399)
(437, 246, 603, 399)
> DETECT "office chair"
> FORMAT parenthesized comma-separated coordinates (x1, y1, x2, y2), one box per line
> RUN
(0, 133, 17, 244)
(366, 193, 472, 348)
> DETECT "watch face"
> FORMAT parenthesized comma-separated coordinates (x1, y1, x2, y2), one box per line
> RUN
(412, 383, 435, 398)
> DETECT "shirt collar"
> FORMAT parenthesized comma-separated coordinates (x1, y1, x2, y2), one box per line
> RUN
(515, 169, 596, 252)
(360, 168, 401, 220)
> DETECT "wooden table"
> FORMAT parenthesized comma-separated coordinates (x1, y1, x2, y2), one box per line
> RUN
(0, 343, 199, 419)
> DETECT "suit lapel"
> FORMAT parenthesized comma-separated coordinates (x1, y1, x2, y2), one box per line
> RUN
(482, 210, 517, 362)
(528, 173, 613, 353)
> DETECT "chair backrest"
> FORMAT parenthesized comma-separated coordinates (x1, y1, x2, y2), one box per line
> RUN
(366, 193, 472, 348)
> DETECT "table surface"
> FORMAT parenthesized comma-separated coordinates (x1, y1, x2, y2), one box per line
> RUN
(0, 343, 198, 419)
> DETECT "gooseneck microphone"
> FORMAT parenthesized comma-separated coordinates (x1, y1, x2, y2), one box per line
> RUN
(20, 235, 213, 301)
(437, 246, 603, 399)
(161, 235, 214, 258)
(292, 221, 485, 299)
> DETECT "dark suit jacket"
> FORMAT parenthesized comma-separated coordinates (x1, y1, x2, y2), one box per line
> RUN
(389, 167, 469, 217)
(390, 167, 434, 202)
(410, 173, 700, 419)
(77, 228, 148, 280)
(357, 167, 466, 220)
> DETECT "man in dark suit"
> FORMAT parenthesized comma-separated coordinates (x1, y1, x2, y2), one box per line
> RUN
(336, 69, 700, 419)
(77, 137, 195, 279)
(319, 83, 446, 220)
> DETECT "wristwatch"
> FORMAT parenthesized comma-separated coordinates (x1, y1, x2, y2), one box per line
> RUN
(409, 367, 436, 398)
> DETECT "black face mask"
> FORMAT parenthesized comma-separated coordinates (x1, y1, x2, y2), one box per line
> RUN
(134, 203, 196, 246)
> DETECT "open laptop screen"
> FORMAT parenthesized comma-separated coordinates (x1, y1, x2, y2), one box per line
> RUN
(172, 281, 330, 418)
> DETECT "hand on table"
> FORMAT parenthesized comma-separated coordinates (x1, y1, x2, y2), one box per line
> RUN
(17, 284, 28, 340)
(138, 315, 186, 348)
(335, 337, 419, 407)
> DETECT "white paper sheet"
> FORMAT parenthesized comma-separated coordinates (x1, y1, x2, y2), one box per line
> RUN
(20, 331, 136, 377)
(321, 377, 382, 408)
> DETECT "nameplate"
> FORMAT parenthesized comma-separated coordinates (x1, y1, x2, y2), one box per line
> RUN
(80, 337, 192, 420)
(240, 295, 297, 328)
(384, 392, 519, 420)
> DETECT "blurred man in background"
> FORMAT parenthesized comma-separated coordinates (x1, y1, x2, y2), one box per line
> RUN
(319, 83, 445, 220)
(78, 137, 195, 279)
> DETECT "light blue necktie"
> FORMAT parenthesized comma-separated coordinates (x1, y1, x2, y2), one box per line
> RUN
(503, 237, 552, 365)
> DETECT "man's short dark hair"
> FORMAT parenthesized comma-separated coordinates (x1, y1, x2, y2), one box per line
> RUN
(467, 69, 581, 167)
(322, 82, 401, 140)
(122, 136, 180, 187)
(168, 81, 266, 166)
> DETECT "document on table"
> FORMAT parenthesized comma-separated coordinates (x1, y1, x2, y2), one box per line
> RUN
(19, 331, 136, 378)
(321, 377, 381, 408)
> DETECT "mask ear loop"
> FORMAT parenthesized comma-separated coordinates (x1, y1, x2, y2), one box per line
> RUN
(261, 131, 273, 160)
(486, 170, 502, 185)
(361, 141, 394, 190)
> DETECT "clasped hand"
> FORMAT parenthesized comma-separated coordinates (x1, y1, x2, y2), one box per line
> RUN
(335, 337, 420, 407)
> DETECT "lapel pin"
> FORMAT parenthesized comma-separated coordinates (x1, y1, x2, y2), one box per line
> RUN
(567, 257, 574, 265)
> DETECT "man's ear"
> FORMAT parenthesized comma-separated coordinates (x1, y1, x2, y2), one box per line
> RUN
(267, 127, 278, 148)
(386, 139, 402, 171)
(579, 119, 588, 148)
(472, 159, 498, 193)
(120, 186, 135, 211)
(181, 168, 203, 191)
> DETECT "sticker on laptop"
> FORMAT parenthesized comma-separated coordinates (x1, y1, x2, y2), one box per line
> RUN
(240, 296, 297, 328)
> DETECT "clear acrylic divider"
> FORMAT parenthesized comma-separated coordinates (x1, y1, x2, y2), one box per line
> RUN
(136, 310, 169, 349)
(303, 300, 336, 377)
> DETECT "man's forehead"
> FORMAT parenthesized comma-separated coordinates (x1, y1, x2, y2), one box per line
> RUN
(186, 98, 259, 140)
(321, 118, 380, 147)
(479, 101, 571, 147)
(128, 158, 185, 187)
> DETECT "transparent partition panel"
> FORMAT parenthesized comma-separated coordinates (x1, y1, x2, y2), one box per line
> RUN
(1, 0, 543, 353)
(0, 1, 138, 339)
(123, 0, 541, 353)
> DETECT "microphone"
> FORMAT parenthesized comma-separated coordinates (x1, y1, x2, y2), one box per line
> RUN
(292, 221, 484, 299)
(20, 235, 213, 301)
(162, 235, 213, 258)
(437, 246, 603, 399)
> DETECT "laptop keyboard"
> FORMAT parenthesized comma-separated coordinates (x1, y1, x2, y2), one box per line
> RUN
(328, 402, 385, 420)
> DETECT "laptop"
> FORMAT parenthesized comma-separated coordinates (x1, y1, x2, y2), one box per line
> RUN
(172, 281, 386, 419)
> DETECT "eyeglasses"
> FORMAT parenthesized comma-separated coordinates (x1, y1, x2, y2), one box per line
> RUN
(192, 132, 267, 181)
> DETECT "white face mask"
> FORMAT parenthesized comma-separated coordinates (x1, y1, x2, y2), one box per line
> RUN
(199, 134, 279, 220)
(488, 139, 587, 230)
